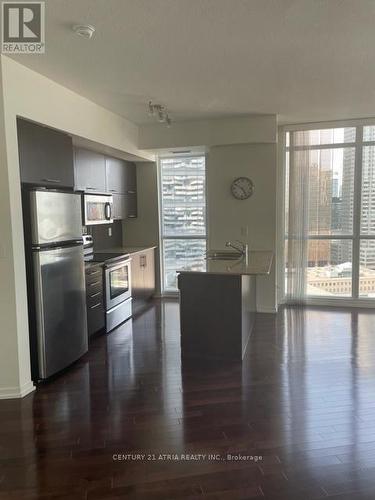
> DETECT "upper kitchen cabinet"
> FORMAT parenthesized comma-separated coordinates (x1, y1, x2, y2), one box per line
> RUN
(105, 157, 137, 194)
(74, 148, 106, 192)
(17, 119, 74, 188)
(106, 158, 137, 219)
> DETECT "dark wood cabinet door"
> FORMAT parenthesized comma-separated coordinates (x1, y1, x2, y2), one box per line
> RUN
(110, 193, 137, 220)
(125, 193, 137, 218)
(106, 158, 137, 194)
(17, 119, 74, 188)
(105, 157, 125, 193)
(74, 148, 106, 192)
(112, 193, 126, 220)
(85, 264, 105, 336)
(124, 163, 137, 193)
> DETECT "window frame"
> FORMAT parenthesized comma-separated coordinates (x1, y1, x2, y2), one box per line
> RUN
(157, 154, 208, 295)
(280, 119, 375, 305)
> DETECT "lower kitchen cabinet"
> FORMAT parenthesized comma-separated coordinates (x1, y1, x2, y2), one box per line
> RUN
(131, 248, 156, 315)
(85, 264, 105, 336)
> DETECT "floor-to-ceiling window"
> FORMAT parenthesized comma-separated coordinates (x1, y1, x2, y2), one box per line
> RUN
(284, 122, 375, 302)
(159, 156, 207, 293)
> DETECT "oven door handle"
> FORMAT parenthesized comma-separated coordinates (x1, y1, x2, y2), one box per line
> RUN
(104, 259, 131, 271)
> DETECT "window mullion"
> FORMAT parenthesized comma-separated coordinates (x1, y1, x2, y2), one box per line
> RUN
(352, 126, 363, 299)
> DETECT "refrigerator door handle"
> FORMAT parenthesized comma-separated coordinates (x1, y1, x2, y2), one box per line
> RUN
(32, 239, 83, 252)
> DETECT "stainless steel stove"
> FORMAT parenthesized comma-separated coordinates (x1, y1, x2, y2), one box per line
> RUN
(83, 235, 132, 332)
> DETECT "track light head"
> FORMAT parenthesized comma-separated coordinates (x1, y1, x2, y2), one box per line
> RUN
(147, 101, 172, 127)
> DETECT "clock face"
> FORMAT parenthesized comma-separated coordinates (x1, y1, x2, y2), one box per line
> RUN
(231, 177, 254, 200)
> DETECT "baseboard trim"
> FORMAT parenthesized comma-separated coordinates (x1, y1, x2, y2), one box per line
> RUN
(0, 380, 35, 400)
(280, 297, 375, 309)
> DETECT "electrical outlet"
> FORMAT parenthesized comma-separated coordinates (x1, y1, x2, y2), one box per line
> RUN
(108, 227, 112, 237)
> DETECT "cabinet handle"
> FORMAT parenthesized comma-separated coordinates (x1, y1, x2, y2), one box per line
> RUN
(109, 189, 116, 192)
(42, 178, 61, 183)
(128, 215, 136, 218)
(89, 281, 101, 287)
(90, 291, 101, 298)
(127, 190, 136, 194)
(90, 303, 101, 310)
(140, 255, 147, 268)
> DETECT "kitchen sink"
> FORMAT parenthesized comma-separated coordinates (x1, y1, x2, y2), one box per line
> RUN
(205, 250, 243, 261)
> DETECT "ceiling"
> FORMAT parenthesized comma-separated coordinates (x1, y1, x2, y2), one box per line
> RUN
(10, 0, 375, 125)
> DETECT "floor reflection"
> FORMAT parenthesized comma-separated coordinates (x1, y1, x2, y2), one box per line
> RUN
(2, 303, 375, 498)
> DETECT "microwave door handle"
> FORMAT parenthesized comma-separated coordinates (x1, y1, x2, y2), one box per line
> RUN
(105, 202, 112, 220)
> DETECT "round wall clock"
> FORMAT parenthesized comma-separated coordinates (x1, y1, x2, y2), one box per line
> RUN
(231, 177, 254, 200)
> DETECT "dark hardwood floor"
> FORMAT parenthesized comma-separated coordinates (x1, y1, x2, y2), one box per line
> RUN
(1, 301, 375, 499)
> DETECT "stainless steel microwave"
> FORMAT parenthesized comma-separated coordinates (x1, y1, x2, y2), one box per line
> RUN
(83, 193, 113, 225)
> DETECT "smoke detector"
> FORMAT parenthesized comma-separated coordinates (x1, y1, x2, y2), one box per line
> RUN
(73, 24, 95, 39)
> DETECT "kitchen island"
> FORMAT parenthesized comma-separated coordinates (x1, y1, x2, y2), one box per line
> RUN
(177, 251, 273, 362)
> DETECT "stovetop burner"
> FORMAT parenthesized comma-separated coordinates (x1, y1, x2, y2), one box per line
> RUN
(83, 236, 129, 265)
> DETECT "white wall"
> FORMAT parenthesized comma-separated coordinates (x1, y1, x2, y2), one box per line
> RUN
(0, 56, 152, 399)
(207, 144, 277, 312)
(0, 60, 33, 398)
(138, 114, 278, 312)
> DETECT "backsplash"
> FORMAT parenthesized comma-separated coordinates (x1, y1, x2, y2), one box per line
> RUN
(86, 221, 123, 250)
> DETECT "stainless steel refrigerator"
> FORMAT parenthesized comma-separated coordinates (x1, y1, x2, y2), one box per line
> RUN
(23, 188, 88, 381)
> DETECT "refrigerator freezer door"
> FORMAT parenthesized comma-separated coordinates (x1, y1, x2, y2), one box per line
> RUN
(33, 244, 88, 379)
(30, 190, 82, 246)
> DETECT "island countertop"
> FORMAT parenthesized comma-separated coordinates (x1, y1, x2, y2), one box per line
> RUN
(177, 250, 273, 276)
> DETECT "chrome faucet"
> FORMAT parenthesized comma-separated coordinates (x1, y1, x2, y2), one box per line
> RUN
(225, 240, 249, 264)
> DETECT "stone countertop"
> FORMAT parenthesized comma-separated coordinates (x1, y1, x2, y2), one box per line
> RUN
(177, 251, 273, 276)
(95, 246, 157, 256)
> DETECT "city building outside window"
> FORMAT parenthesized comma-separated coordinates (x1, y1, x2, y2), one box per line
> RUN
(158, 156, 207, 293)
(284, 123, 375, 300)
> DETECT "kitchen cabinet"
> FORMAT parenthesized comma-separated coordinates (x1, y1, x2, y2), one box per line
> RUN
(124, 162, 137, 193)
(74, 148, 106, 192)
(112, 193, 125, 220)
(105, 157, 125, 193)
(112, 193, 137, 220)
(105, 157, 137, 194)
(85, 264, 105, 336)
(106, 158, 137, 220)
(131, 248, 156, 315)
(125, 193, 137, 218)
(17, 118, 74, 188)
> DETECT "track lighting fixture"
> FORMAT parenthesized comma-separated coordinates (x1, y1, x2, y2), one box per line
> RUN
(148, 101, 172, 127)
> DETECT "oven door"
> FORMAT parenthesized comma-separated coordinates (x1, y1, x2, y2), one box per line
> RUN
(105, 260, 131, 310)
(84, 194, 113, 225)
